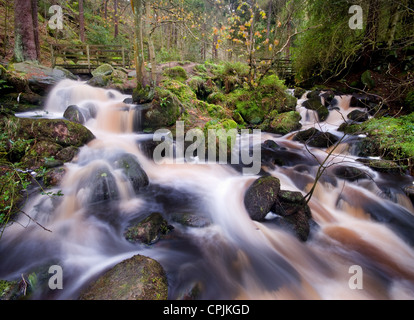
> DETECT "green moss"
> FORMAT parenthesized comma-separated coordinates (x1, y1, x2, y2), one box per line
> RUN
(162, 80, 196, 104)
(345, 113, 414, 169)
(163, 66, 188, 83)
(262, 111, 302, 135)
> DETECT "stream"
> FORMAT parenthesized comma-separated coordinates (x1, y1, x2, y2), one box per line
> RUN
(1, 79, 414, 300)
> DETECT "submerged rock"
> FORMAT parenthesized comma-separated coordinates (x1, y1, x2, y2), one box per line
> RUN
(244, 176, 281, 221)
(171, 212, 212, 228)
(302, 98, 329, 122)
(333, 165, 370, 182)
(79, 254, 168, 300)
(111, 153, 149, 193)
(124, 212, 173, 245)
(347, 110, 369, 122)
(82, 165, 120, 204)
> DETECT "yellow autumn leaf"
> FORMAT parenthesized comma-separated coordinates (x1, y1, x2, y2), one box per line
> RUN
(269, 44, 273, 51)
(274, 39, 279, 46)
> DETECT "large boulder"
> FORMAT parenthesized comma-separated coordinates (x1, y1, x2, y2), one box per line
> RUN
(244, 176, 281, 221)
(79, 255, 168, 300)
(11, 62, 74, 95)
(142, 88, 183, 131)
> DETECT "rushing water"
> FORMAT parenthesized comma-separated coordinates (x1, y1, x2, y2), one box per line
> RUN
(2, 80, 414, 300)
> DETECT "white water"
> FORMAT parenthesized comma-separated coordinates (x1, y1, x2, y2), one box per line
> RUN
(2, 81, 414, 300)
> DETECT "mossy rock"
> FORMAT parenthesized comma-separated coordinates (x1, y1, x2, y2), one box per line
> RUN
(171, 212, 212, 228)
(142, 88, 183, 131)
(204, 119, 238, 161)
(79, 254, 168, 300)
(294, 128, 339, 148)
(302, 98, 329, 122)
(21, 139, 63, 169)
(0, 280, 25, 300)
(164, 66, 188, 83)
(347, 110, 369, 122)
(264, 111, 302, 135)
(162, 80, 196, 104)
(244, 176, 281, 221)
(294, 87, 307, 99)
(79, 165, 120, 205)
(356, 158, 402, 173)
(132, 84, 154, 104)
(124, 212, 173, 245)
(270, 189, 312, 241)
(1, 116, 95, 149)
(92, 64, 114, 77)
(361, 70, 375, 89)
(111, 153, 149, 193)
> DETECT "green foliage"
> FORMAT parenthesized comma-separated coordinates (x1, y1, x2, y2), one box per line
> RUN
(345, 113, 414, 168)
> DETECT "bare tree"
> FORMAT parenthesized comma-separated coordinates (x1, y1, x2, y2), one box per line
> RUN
(79, 0, 86, 42)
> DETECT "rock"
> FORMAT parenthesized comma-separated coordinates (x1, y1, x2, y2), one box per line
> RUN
(265, 111, 302, 135)
(361, 70, 375, 89)
(79, 254, 168, 300)
(271, 190, 311, 217)
(404, 185, 414, 204)
(7, 117, 95, 148)
(12, 62, 69, 95)
(270, 190, 312, 241)
(55, 146, 79, 163)
(21, 140, 62, 169)
(306, 90, 321, 99)
(0, 279, 25, 300)
(333, 166, 370, 182)
(302, 98, 329, 122)
(244, 176, 281, 221)
(124, 212, 173, 245)
(347, 110, 369, 122)
(171, 212, 212, 228)
(142, 88, 183, 131)
(81, 165, 120, 204)
(86, 75, 110, 88)
(294, 128, 339, 148)
(64, 105, 88, 124)
(111, 153, 149, 193)
(43, 167, 67, 187)
(356, 158, 402, 173)
(91, 64, 114, 77)
(294, 87, 307, 99)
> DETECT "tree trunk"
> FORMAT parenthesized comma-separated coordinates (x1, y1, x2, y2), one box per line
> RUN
(365, 0, 380, 49)
(114, 0, 119, 38)
(14, 0, 38, 62)
(387, 2, 404, 48)
(266, 0, 273, 39)
(79, 0, 85, 42)
(146, 0, 156, 89)
(132, 0, 145, 87)
(31, 0, 40, 59)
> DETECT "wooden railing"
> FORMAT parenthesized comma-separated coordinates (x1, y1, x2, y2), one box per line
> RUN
(51, 44, 133, 74)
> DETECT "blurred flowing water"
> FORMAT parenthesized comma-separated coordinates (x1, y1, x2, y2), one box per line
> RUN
(1, 80, 414, 300)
